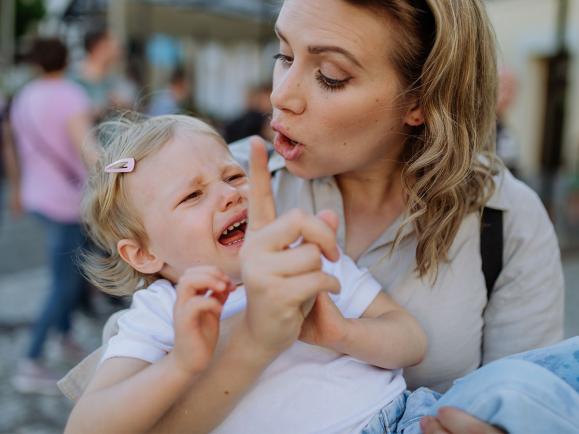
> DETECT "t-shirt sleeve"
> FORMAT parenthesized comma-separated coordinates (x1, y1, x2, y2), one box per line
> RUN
(101, 281, 176, 364)
(323, 251, 383, 319)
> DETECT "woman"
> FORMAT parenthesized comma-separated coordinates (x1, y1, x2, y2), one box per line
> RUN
(62, 0, 567, 432)
(238, 0, 563, 390)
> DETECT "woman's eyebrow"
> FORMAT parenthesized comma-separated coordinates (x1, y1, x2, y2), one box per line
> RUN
(275, 25, 364, 70)
(307, 45, 364, 70)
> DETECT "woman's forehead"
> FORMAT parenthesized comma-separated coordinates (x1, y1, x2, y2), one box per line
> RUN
(277, 0, 391, 50)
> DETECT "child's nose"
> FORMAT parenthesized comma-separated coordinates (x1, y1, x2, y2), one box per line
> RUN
(220, 183, 243, 211)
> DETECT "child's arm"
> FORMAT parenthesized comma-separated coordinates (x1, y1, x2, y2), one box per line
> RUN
(301, 291, 427, 369)
(65, 266, 232, 434)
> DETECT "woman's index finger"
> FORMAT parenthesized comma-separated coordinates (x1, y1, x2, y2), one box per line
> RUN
(248, 136, 276, 230)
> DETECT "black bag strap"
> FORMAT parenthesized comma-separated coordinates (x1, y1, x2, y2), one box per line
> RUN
(480, 207, 503, 300)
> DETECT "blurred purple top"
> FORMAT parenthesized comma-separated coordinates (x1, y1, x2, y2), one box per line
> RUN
(10, 78, 90, 223)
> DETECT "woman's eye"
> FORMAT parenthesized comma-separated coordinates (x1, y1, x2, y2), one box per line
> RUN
(273, 53, 293, 66)
(315, 71, 350, 91)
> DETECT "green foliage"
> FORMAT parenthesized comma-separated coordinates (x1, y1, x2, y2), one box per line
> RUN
(15, 0, 46, 39)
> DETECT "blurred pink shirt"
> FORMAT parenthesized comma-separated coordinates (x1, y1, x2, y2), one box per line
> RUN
(11, 78, 90, 223)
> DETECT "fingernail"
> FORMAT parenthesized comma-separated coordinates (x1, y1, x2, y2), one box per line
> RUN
(420, 417, 430, 429)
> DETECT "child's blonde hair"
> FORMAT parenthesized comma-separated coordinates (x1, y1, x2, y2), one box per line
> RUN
(82, 113, 225, 296)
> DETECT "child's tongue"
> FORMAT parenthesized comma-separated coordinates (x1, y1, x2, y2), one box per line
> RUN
(218, 225, 246, 246)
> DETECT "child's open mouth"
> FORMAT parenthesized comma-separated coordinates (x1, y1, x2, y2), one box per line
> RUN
(218, 218, 248, 247)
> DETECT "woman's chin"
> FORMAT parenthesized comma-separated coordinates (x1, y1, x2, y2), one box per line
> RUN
(285, 158, 334, 180)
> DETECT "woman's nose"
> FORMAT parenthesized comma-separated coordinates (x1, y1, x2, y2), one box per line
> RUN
(271, 65, 306, 115)
(220, 183, 243, 211)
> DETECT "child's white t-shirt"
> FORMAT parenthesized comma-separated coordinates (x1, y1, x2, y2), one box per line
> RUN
(103, 253, 406, 434)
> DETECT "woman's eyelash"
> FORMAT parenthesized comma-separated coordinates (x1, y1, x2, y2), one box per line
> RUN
(315, 71, 350, 91)
(274, 53, 350, 91)
(273, 53, 293, 65)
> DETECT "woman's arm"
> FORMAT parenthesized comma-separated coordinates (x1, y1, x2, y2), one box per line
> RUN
(482, 175, 564, 364)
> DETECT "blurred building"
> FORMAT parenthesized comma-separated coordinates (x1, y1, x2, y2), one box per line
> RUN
(486, 0, 579, 177)
(3, 0, 578, 172)
(62, 0, 278, 121)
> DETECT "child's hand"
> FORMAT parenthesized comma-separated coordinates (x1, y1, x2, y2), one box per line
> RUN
(299, 292, 349, 351)
(171, 266, 234, 376)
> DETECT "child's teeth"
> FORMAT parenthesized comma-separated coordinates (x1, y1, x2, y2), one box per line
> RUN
(221, 219, 247, 238)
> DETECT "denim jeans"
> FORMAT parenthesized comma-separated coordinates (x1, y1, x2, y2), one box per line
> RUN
(27, 214, 87, 360)
(361, 337, 579, 434)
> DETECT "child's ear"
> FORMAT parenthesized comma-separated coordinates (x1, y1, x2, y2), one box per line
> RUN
(117, 239, 164, 275)
(404, 101, 424, 127)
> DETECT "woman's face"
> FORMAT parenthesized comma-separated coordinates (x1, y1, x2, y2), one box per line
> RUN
(271, 0, 419, 180)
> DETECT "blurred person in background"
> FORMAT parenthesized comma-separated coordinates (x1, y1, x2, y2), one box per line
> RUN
(8, 37, 96, 394)
(147, 67, 190, 116)
(69, 27, 122, 122)
(496, 66, 521, 177)
(224, 83, 274, 143)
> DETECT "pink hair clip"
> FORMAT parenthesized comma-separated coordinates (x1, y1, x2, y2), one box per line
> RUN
(105, 158, 135, 173)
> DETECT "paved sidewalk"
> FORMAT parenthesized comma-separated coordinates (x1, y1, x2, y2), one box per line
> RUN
(0, 267, 113, 434)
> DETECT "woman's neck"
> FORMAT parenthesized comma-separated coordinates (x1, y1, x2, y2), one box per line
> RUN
(336, 161, 406, 260)
(336, 161, 405, 214)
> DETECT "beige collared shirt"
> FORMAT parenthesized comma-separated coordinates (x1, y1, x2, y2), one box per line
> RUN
(251, 145, 564, 392)
(59, 143, 564, 400)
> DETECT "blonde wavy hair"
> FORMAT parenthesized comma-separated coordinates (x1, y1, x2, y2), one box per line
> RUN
(82, 114, 224, 296)
(347, 0, 500, 278)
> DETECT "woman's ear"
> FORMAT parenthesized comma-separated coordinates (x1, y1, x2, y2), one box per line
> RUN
(404, 102, 424, 127)
(117, 239, 164, 275)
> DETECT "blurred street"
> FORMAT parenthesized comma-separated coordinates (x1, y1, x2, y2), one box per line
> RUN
(0, 191, 578, 433)
(0, 194, 118, 434)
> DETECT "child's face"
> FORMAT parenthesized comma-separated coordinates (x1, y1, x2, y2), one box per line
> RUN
(126, 129, 249, 282)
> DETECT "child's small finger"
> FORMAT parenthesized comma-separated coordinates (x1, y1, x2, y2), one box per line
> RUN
(210, 285, 232, 306)
(176, 274, 228, 301)
(183, 296, 223, 318)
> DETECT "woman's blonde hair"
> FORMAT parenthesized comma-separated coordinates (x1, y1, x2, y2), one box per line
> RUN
(347, 0, 500, 278)
(82, 114, 224, 296)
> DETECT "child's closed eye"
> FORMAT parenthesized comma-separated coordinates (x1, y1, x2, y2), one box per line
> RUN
(180, 190, 202, 204)
(225, 173, 247, 183)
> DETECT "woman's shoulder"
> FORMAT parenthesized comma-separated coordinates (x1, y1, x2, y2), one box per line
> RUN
(488, 169, 545, 214)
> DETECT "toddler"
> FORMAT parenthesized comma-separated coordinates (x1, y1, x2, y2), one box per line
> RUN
(64, 114, 427, 434)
